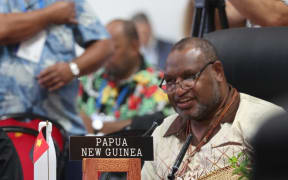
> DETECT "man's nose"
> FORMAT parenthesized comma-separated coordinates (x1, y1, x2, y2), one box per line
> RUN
(174, 80, 186, 96)
(175, 85, 186, 94)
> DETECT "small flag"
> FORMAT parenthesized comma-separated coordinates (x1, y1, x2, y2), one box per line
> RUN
(33, 121, 57, 180)
(33, 129, 49, 163)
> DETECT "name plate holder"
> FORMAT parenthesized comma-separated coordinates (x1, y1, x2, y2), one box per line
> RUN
(82, 158, 141, 180)
(70, 136, 153, 180)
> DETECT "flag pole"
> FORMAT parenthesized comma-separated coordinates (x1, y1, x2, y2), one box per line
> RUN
(46, 120, 49, 180)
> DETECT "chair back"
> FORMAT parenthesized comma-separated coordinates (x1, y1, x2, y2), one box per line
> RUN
(204, 27, 288, 109)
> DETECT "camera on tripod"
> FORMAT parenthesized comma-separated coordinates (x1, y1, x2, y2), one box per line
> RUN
(191, 0, 229, 37)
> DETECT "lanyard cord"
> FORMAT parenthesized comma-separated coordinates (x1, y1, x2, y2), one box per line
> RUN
(112, 86, 129, 112)
(178, 89, 238, 176)
(96, 80, 130, 113)
(95, 80, 108, 110)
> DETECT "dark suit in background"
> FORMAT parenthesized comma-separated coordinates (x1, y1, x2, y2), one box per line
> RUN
(132, 12, 173, 71)
(156, 39, 173, 70)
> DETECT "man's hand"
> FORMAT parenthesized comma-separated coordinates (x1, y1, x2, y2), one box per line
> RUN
(101, 119, 132, 135)
(37, 62, 74, 91)
(45, 1, 77, 24)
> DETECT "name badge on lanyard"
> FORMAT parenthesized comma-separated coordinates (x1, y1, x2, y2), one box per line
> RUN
(16, 0, 46, 63)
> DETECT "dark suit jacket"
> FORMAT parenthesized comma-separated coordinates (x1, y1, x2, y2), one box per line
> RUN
(156, 39, 173, 70)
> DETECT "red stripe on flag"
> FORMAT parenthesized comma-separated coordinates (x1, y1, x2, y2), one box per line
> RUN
(33, 129, 49, 163)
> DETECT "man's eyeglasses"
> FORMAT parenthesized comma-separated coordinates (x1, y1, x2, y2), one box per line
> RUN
(159, 61, 216, 93)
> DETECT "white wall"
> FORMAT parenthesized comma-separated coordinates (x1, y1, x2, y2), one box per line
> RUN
(87, 0, 189, 42)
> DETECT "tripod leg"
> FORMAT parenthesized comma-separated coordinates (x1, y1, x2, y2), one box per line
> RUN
(217, 0, 229, 29)
(191, 0, 228, 37)
(198, 8, 207, 37)
(205, 7, 216, 34)
(191, 8, 202, 37)
(191, 0, 208, 37)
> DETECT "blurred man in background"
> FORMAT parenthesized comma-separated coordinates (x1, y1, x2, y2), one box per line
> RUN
(0, 0, 112, 136)
(132, 12, 173, 70)
(79, 19, 173, 135)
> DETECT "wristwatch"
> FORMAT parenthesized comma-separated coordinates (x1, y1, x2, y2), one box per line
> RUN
(92, 119, 104, 131)
(69, 62, 80, 77)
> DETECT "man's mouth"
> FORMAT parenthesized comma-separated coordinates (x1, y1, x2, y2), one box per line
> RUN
(176, 98, 195, 109)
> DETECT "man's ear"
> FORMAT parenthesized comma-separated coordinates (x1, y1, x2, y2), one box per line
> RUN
(212, 60, 226, 82)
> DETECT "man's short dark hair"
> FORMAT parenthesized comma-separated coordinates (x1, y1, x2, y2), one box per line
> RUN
(111, 19, 139, 42)
(131, 12, 150, 24)
(171, 37, 218, 62)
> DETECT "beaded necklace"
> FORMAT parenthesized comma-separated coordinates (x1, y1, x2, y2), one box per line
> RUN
(178, 89, 238, 176)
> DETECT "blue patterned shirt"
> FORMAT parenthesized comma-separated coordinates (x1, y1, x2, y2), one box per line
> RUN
(0, 0, 110, 135)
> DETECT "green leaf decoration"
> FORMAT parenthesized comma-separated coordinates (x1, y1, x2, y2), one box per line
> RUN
(229, 151, 252, 180)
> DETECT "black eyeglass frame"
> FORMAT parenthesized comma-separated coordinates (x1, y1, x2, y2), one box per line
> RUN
(159, 60, 216, 92)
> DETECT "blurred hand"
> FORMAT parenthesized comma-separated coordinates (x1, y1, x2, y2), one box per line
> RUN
(45, 1, 77, 24)
(37, 62, 74, 91)
(100, 119, 132, 135)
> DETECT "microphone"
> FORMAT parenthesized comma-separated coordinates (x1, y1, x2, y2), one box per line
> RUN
(142, 118, 164, 137)
(168, 134, 193, 180)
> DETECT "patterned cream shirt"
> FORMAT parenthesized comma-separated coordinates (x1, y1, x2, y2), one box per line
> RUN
(142, 93, 284, 180)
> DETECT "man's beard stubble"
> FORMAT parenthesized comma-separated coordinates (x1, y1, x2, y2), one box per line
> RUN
(179, 80, 221, 122)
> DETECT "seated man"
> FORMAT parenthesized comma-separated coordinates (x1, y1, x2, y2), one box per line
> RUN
(141, 37, 285, 179)
(131, 12, 173, 70)
(78, 19, 173, 135)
